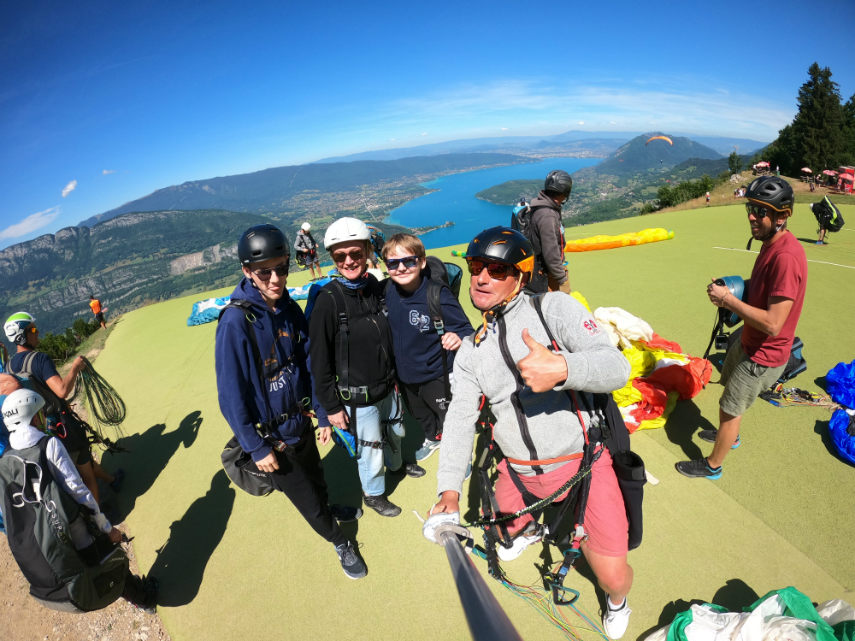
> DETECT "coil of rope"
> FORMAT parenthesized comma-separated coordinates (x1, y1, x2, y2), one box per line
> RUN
(75, 356, 126, 432)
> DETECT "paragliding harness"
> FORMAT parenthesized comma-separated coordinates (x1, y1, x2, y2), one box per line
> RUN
(8, 351, 124, 454)
(811, 195, 845, 233)
(294, 230, 319, 269)
(0, 436, 129, 611)
(319, 280, 401, 458)
(468, 295, 645, 605)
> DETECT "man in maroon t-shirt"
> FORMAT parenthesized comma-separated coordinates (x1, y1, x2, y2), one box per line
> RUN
(677, 176, 807, 479)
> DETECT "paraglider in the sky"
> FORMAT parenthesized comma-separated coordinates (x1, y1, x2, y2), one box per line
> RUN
(646, 135, 673, 146)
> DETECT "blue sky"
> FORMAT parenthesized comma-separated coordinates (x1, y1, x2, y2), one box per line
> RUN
(1, 1, 853, 248)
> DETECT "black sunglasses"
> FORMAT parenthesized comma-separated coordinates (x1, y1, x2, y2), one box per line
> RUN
(385, 255, 420, 270)
(745, 201, 790, 219)
(251, 260, 289, 281)
(466, 259, 515, 281)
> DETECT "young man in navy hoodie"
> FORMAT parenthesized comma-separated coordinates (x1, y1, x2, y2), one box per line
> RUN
(215, 224, 367, 580)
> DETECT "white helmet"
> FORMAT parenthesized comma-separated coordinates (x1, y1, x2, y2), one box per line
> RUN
(301, 222, 311, 232)
(2, 388, 45, 431)
(323, 217, 370, 250)
(5, 311, 36, 346)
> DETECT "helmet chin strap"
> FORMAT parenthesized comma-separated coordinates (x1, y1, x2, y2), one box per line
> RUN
(746, 219, 786, 250)
(473, 272, 525, 345)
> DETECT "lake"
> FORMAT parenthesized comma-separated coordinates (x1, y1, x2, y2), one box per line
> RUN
(383, 157, 599, 249)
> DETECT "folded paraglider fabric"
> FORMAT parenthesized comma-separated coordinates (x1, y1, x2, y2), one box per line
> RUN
(826, 359, 855, 409)
(829, 409, 855, 466)
(646, 586, 855, 641)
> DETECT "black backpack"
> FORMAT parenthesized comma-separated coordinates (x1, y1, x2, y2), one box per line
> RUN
(422, 256, 464, 399)
(0, 436, 129, 611)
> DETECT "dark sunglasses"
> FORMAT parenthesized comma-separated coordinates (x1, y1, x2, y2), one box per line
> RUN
(466, 259, 515, 281)
(745, 201, 790, 219)
(251, 260, 289, 281)
(332, 249, 364, 263)
(385, 255, 419, 270)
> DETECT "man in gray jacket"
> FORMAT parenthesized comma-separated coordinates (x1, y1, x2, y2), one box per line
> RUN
(429, 227, 634, 639)
(527, 170, 572, 294)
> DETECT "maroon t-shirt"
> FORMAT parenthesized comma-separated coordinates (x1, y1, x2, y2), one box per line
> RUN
(742, 231, 807, 367)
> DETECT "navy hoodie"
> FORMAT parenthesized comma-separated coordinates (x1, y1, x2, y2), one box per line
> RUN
(215, 277, 328, 462)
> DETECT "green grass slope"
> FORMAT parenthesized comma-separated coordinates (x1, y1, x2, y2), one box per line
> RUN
(92, 200, 855, 641)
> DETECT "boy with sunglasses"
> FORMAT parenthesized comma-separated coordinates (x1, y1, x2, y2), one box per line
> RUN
(382, 234, 473, 462)
(676, 176, 807, 480)
(428, 227, 635, 638)
(215, 223, 367, 580)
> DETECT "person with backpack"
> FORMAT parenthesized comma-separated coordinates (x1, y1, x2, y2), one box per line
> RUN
(518, 170, 573, 294)
(0, 387, 157, 611)
(676, 176, 807, 480)
(215, 223, 367, 580)
(294, 222, 323, 280)
(3, 312, 121, 505)
(309, 218, 425, 519)
(427, 227, 636, 639)
(382, 233, 473, 462)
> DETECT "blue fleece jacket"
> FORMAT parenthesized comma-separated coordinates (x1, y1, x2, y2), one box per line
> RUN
(215, 277, 328, 462)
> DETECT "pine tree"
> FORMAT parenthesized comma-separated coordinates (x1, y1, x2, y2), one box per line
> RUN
(728, 151, 742, 175)
(791, 63, 844, 173)
(842, 93, 855, 166)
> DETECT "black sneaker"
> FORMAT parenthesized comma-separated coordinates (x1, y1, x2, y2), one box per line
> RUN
(675, 458, 722, 480)
(122, 574, 159, 612)
(363, 493, 402, 517)
(329, 504, 363, 523)
(404, 463, 426, 478)
(335, 541, 367, 580)
(698, 429, 741, 449)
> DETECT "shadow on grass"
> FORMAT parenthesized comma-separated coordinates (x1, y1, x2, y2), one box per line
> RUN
(664, 400, 716, 459)
(148, 469, 235, 606)
(636, 578, 760, 640)
(100, 410, 202, 522)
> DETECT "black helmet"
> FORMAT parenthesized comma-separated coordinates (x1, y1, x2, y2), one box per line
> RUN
(466, 227, 534, 279)
(544, 170, 573, 198)
(746, 176, 794, 216)
(238, 224, 289, 265)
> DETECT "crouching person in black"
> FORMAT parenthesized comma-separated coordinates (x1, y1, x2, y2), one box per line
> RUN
(215, 224, 367, 580)
(0, 387, 157, 612)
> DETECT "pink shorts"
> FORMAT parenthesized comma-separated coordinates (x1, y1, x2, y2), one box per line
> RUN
(494, 448, 628, 557)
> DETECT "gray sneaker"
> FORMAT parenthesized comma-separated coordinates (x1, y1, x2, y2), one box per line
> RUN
(363, 493, 402, 517)
(415, 439, 441, 461)
(335, 541, 367, 580)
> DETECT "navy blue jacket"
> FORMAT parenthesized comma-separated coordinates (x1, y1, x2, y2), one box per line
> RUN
(385, 276, 473, 385)
(215, 278, 328, 462)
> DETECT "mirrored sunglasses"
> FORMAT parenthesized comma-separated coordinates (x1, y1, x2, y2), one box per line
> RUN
(385, 255, 419, 271)
(745, 201, 789, 219)
(466, 258, 515, 281)
(332, 249, 364, 263)
(251, 260, 290, 281)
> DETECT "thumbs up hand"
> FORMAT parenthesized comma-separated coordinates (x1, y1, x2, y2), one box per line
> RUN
(516, 328, 568, 392)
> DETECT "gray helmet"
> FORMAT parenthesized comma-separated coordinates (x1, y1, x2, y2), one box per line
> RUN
(544, 170, 573, 198)
(238, 224, 290, 265)
(746, 176, 794, 216)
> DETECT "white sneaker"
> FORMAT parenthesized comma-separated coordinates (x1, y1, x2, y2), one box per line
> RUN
(496, 523, 542, 562)
(602, 597, 631, 639)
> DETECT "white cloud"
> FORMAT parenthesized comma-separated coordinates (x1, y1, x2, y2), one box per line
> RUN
(578, 121, 585, 125)
(102, 169, 116, 175)
(420, 132, 428, 136)
(0, 207, 60, 240)
(61, 179, 77, 197)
